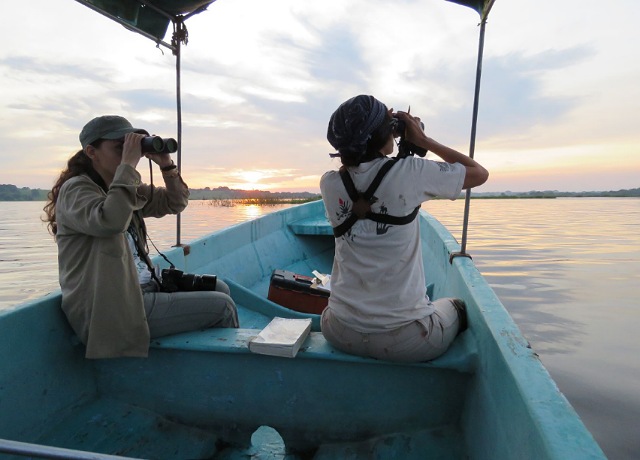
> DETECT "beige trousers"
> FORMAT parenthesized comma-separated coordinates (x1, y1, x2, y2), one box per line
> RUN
(142, 279, 239, 338)
(321, 298, 462, 362)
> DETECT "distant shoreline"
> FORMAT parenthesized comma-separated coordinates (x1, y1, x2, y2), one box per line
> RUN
(0, 184, 638, 201)
(3, 195, 638, 203)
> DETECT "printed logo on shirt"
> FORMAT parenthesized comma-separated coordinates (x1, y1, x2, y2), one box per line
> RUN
(336, 198, 356, 240)
(436, 161, 452, 172)
(337, 197, 351, 221)
(376, 202, 391, 235)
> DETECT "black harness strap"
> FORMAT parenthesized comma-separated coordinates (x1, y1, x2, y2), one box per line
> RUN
(333, 159, 420, 238)
(367, 204, 420, 225)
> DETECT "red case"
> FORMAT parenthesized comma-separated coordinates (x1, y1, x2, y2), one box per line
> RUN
(267, 270, 329, 315)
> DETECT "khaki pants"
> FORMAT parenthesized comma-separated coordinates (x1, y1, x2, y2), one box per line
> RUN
(321, 298, 461, 362)
(142, 279, 238, 338)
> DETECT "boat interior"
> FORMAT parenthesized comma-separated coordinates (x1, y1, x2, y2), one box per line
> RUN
(1, 201, 596, 459)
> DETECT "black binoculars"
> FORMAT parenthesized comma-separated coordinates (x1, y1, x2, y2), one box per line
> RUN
(160, 268, 217, 293)
(392, 117, 428, 158)
(140, 136, 178, 154)
(392, 117, 425, 138)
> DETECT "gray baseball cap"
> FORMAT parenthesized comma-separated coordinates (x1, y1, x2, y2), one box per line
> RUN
(79, 115, 148, 148)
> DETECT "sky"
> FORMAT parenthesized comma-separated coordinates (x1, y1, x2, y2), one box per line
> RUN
(1, 0, 638, 193)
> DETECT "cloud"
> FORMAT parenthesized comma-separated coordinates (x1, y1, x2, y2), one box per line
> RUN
(0, 56, 112, 83)
(304, 27, 368, 89)
(114, 89, 179, 113)
(477, 51, 586, 135)
(406, 45, 596, 148)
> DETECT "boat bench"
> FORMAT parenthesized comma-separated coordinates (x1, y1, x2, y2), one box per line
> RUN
(288, 216, 333, 236)
(149, 326, 477, 373)
(148, 275, 476, 372)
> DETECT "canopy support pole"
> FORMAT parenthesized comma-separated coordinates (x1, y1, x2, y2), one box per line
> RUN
(173, 20, 184, 247)
(452, 16, 488, 262)
(170, 14, 192, 248)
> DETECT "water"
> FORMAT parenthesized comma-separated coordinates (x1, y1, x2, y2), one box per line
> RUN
(1, 198, 638, 459)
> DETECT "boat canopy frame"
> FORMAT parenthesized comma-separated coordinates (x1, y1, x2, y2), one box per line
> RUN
(74, 0, 496, 253)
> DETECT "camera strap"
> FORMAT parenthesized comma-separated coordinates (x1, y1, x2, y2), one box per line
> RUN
(128, 211, 172, 288)
(147, 158, 157, 203)
(333, 158, 420, 238)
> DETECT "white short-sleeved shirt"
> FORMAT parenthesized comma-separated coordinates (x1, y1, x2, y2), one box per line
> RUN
(126, 231, 152, 285)
(320, 156, 465, 332)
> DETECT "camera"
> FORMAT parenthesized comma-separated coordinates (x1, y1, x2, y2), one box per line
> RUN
(392, 116, 425, 137)
(160, 268, 217, 293)
(140, 136, 178, 154)
(392, 116, 428, 158)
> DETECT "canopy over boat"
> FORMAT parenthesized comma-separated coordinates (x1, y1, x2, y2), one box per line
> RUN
(77, 0, 495, 46)
(449, 0, 496, 20)
(76, 0, 216, 47)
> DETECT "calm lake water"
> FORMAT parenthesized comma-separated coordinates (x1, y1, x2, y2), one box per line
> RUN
(1, 198, 638, 459)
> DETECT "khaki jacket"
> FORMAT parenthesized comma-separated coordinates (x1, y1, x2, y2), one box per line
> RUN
(56, 164, 189, 358)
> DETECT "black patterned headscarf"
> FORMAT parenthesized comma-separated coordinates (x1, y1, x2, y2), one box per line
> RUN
(327, 95, 387, 164)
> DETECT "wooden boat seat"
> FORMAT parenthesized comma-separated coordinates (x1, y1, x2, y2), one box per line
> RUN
(149, 326, 477, 373)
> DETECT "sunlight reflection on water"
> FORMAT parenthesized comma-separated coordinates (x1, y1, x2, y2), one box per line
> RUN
(0, 197, 638, 459)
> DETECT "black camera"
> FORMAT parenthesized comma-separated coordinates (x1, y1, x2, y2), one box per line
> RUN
(141, 136, 178, 154)
(392, 116, 428, 158)
(160, 268, 217, 293)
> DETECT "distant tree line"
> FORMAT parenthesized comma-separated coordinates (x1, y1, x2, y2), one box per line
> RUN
(550, 188, 640, 197)
(188, 186, 321, 201)
(473, 188, 640, 199)
(0, 184, 48, 201)
(0, 184, 321, 202)
(1, 183, 637, 201)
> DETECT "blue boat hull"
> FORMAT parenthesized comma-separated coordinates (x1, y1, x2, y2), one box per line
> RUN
(0, 200, 604, 459)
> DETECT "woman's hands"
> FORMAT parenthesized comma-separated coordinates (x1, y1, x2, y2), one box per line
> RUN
(121, 133, 173, 169)
(121, 133, 145, 168)
(394, 111, 428, 147)
(145, 152, 173, 169)
(392, 110, 489, 189)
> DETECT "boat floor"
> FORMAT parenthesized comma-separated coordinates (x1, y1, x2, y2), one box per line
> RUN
(29, 397, 465, 459)
(28, 399, 217, 459)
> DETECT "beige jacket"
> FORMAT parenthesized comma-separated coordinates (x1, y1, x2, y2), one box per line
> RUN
(56, 164, 189, 358)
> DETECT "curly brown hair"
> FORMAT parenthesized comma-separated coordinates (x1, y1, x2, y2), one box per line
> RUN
(43, 142, 106, 237)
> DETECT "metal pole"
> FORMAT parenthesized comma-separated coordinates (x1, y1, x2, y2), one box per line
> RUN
(0, 438, 136, 460)
(174, 21, 183, 247)
(459, 18, 487, 256)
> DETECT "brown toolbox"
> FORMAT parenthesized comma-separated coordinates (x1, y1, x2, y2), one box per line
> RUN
(267, 270, 330, 315)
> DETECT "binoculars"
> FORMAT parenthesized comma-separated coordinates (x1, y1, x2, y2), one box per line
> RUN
(392, 117, 428, 158)
(140, 136, 178, 154)
(160, 268, 217, 293)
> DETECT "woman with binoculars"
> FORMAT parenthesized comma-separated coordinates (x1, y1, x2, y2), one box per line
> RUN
(320, 95, 489, 363)
(44, 115, 238, 359)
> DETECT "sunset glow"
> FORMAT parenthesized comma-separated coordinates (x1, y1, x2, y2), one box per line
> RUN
(235, 171, 267, 190)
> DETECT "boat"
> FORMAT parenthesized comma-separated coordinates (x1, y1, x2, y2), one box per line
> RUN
(0, 0, 606, 458)
(0, 199, 605, 459)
